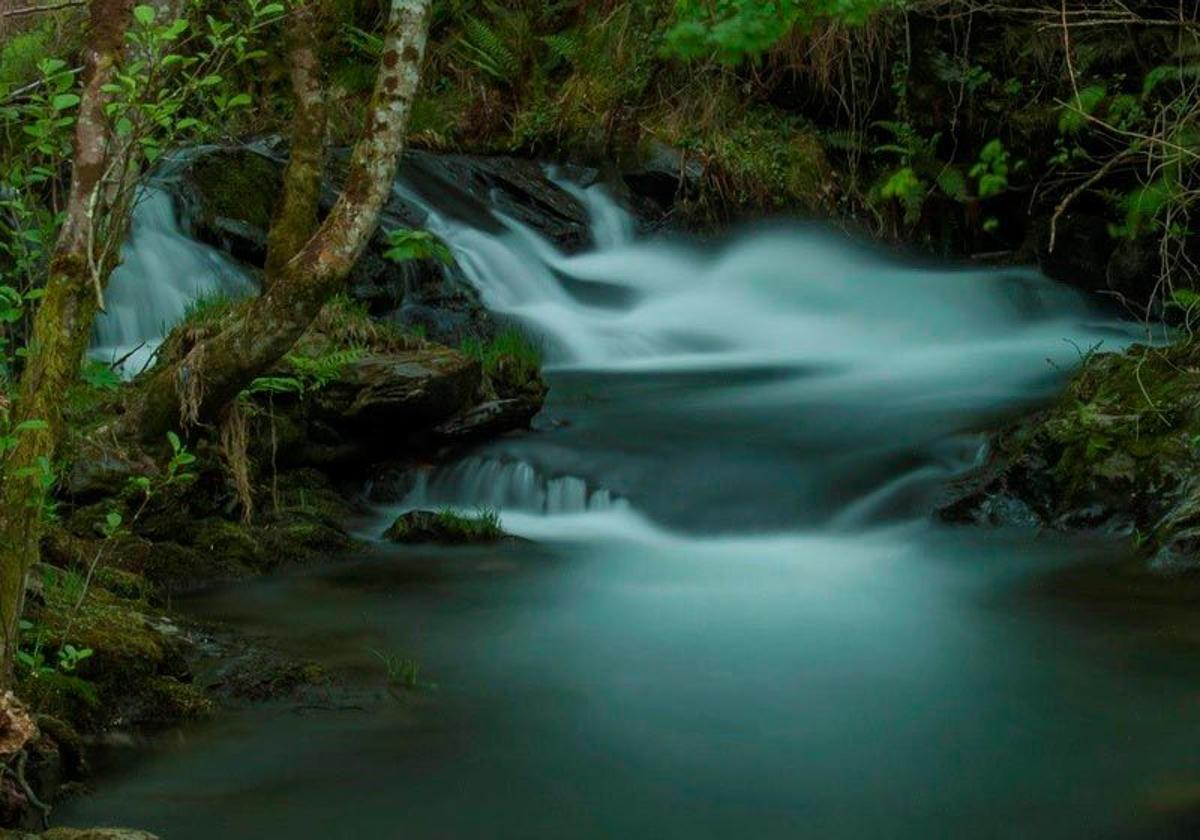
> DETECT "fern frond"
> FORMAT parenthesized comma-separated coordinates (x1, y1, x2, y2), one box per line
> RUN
(459, 17, 520, 83)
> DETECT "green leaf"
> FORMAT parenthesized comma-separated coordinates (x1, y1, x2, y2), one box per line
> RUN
(133, 4, 157, 25)
(383, 229, 454, 266)
(51, 93, 80, 111)
(37, 59, 67, 77)
(162, 18, 189, 39)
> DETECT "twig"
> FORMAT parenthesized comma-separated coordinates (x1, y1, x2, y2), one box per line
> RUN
(0, 0, 85, 18)
(1048, 148, 1135, 252)
(107, 340, 146, 371)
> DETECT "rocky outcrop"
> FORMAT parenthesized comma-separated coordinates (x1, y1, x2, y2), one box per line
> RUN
(383, 509, 512, 545)
(938, 339, 1200, 571)
(171, 144, 595, 345)
(261, 345, 545, 468)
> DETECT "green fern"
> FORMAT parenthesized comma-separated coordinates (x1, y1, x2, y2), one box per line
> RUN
(459, 16, 520, 83)
(541, 32, 582, 66)
(821, 129, 865, 153)
(287, 347, 367, 391)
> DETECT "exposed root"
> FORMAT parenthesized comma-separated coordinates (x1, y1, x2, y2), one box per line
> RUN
(175, 342, 207, 429)
(219, 400, 254, 524)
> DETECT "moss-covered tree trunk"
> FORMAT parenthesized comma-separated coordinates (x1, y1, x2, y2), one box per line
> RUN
(121, 0, 432, 439)
(0, 0, 133, 686)
(264, 0, 329, 279)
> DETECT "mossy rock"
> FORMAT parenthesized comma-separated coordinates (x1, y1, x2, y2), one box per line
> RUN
(18, 579, 204, 733)
(384, 509, 511, 545)
(940, 339, 1200, 569)
(186, 148, 283, 234)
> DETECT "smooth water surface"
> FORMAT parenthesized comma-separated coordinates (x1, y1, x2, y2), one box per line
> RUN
(63, 174, 1200, 839)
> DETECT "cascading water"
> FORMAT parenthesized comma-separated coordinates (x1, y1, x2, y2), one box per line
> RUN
(67, 164, 1200, 840)
(90, 158, 256, 375)
(386, 173, 1133, 531)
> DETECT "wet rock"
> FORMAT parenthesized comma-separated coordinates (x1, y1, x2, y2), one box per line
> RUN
(623, 140, 705, 210)
(268, 348, 487, 467)
(938, 340, 1200, 569)
(1029, 211, 1163, 310)
(172, 144, 594, 344)
(311, 350, 481, 428)
(434, 384, 547, 444)
(383, 510, 511, 545)
(1032, 212, 1114, 295)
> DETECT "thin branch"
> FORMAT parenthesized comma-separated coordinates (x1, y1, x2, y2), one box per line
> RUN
(0, 0, 85, 18)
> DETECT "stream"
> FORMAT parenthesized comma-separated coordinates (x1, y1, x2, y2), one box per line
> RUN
(65, 170, 1200, 838)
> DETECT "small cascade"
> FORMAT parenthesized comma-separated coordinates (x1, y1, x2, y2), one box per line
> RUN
(547, 172, 636, 249)
(91, 174, 256, 375)
(394, 457, 627, 516)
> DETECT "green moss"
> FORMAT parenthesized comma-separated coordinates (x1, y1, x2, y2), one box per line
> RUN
(974, 339, 1200, 555)
(143, 676, 214, 721)
(385, 508, 507, 544)
(191, 518, 265, 568)
(16, 568, 206, 732)
(187, 149, 283, 231)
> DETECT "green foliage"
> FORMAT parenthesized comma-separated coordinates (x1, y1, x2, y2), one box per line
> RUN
(16, 617, 95, 691)
(369, 648, 427, 691)
(969, 139, 1012, 199)
(1058, 84, 1107, 135)
(286, 346, 366, 391)
(879, 167, 925, 225)
(165, 430, 198, 486)
(383, 228, 454, 265)
(183, 291, 237, 328)
(81, 360, 122, 392)
(458, 15, 521, 83)
(665, 0, 898, 64)
(435, 507, 505, 541)
(461, 327, 542, 388)
(240, 346, 366, 401)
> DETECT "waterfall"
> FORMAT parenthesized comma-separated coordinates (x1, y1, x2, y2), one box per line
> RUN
(91, 175, 256, 375)
(382, 169, 1136, 530)
(96, 156, 1135, 529)
(391, 457, 627, 516)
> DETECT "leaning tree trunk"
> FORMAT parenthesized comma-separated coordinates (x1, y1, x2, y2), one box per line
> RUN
(122, 0, 432, 440)
(0, 0, 133, 686)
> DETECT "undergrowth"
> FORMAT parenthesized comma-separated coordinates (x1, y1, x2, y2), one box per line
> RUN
(460, 326, 542, 390)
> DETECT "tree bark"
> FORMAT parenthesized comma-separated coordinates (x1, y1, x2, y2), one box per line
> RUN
(122, 0, 432, 440)
(264, 0, 329, 279)
(0, 0, 133, 686)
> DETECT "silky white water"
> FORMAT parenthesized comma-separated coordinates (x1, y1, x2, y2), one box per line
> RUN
(389, 176, 1134, 532)
(91, 171, 256, 375)
(67, 166, 1200, 840)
